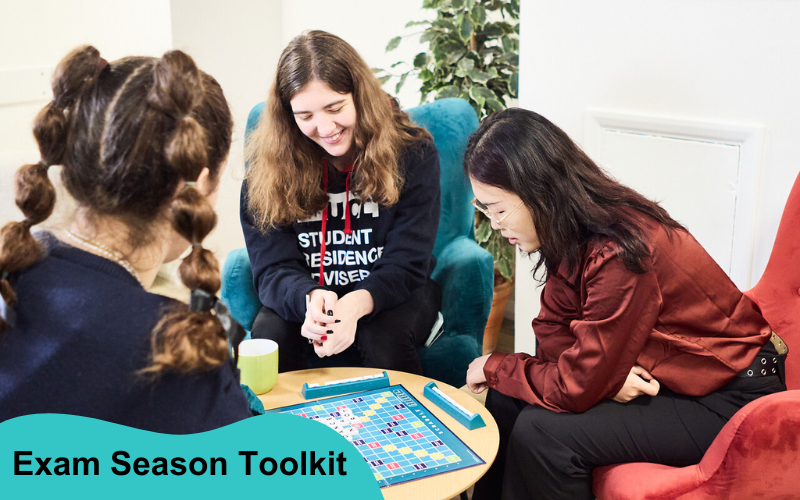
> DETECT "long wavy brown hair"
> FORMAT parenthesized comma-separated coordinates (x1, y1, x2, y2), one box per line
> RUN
(245, 30, 431, 230)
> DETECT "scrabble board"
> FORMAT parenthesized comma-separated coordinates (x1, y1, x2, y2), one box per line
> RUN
(266, 384, 485, 488)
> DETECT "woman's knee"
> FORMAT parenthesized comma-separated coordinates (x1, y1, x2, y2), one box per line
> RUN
(251, 307, 298, 341)
(509, 405, 569, 453)
(357, 332, 419, 369)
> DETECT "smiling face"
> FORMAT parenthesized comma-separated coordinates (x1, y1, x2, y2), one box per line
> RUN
(290, 79, 357, 170)
(470, 179, 541, 253)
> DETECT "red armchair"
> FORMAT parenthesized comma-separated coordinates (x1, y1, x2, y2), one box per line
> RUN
(593, 170, 800, 499)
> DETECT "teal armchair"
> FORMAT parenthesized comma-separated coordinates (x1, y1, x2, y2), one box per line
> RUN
(221, 98, 493, 387)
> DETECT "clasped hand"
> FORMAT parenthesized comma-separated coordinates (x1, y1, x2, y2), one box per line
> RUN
(613, 365, 660, 403)
(302, 289, 372, 358)
(466, 354, 491, 394)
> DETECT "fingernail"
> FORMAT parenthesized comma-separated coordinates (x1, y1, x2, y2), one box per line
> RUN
(335, 319, 341, 323)
(326, 330, 333, 334)
(327, 310, 333, 316)
(321, 335, 328, 341)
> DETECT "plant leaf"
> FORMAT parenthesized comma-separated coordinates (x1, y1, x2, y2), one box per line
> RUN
(469, 87, 486, 108)
(432, 19, 457, 31)
(502, 35, 514, 53)
(471, 86, 496, 100)
(471, 4, 486, 25)
(459, 14, 473, 42)
(413, 52, 428, 68)
(466, 68, 492, 85)
(396, 73, 409, 94)
(483, 23, 504, 38)
(498, 258, 513, 280)
(487, 239, 498, 260)
(455, 57, 474, 77)
(475, 217, 492, 243)
(447, 50, 466, 65)
(378, 75, 392, 85)
(422, 29, 443, 43)
(504, 2, 519, 19)
(451, 0, 465, 9)
(437, 85, 460, 98)
(386, 36, 402, 52)
(485, 98, 505, 112)
(405, 20, 430, 28)
(509, 72, 519, 96)
(486, 0, 504, 11)
(502, 242, 516, 261)
(497, 52, 519, 66)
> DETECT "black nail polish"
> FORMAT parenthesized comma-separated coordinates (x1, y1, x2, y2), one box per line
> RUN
(326, 330, 333, 334)
(335, 319, 341, 323)
(327, 310, 333, 316)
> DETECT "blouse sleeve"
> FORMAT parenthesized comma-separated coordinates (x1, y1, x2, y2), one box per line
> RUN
(484, 246, 663, 413)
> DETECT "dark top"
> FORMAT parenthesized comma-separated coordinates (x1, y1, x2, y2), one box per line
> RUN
(241, 140, 440, 323)
(0, 232, 252, 433)
(484, 219, 772, 413)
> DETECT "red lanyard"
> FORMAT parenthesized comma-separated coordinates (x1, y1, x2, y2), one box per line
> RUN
(318, 160, 354, 286)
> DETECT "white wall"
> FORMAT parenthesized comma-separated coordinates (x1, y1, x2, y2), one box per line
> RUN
(515, 0, 800, 354)
(0, 0, 173, 228)
(281, 0, 432, 110)
(170, 0, 284, 259)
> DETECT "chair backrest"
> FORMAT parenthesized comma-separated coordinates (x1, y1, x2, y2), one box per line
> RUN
(244, 98, 480, 261)
(744, 170, 800, 389)
(405, 98, 479, 258)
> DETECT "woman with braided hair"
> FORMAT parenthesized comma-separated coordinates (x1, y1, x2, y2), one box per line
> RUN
(0, 46, 251, 432)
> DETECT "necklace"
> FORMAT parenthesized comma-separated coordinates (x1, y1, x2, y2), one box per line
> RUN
(63, 229, 141, 282)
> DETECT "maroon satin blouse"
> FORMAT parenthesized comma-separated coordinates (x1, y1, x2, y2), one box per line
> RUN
(484, 222, 771, 413)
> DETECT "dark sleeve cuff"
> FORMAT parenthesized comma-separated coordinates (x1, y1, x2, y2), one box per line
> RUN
(292, 283, 325, 321)
(484, 351, 509, 387)
(356, 281, 386, 318)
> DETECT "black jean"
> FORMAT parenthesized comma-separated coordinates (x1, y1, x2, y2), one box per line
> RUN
(473, 371, 785, 500)
(251, 279, 441, 375)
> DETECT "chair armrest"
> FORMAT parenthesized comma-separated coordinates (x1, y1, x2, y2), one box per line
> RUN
(593, 390, 800, 499)
(220, 248, 261, 332)
(431, 236, 494, 344)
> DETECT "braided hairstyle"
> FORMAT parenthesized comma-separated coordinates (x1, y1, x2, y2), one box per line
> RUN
(0, 46, 234, 376)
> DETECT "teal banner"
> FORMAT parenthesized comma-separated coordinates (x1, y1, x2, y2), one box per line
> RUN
(0, 414, 382, 499)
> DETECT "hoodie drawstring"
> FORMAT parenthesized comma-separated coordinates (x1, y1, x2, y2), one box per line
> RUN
(318, 160, 354, 286)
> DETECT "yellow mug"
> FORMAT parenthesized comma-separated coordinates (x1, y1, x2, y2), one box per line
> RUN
(237, 339, 279, 395)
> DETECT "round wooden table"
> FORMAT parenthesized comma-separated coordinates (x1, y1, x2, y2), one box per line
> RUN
(257, 367, 499, 500)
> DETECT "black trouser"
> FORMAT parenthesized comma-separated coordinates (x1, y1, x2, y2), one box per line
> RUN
(251, 279, 441, 375)
(473, 370, 785, 500)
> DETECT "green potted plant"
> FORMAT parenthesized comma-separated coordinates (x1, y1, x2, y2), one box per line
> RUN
(376, 0, 520, 353)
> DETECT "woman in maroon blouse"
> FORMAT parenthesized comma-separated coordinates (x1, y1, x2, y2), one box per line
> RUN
(465, 108, 786, 500)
